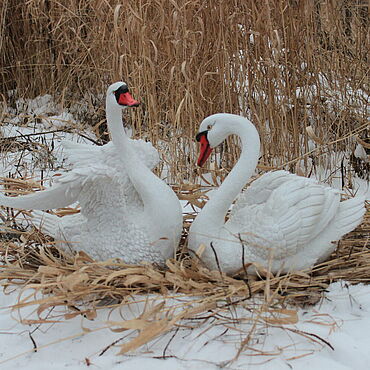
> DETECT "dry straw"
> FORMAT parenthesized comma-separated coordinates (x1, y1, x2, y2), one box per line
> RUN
(1, 1, 369, 182)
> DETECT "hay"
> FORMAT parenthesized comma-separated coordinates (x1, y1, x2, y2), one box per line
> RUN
(0, 186, 368, 356)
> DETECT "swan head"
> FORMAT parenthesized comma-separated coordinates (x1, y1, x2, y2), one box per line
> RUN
(106, 81, 140, 109)
(196, 113, 248, 166)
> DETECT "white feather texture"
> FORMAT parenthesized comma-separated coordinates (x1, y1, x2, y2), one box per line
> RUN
(0, 82, 182, 265)
(189, 113, 366, 275)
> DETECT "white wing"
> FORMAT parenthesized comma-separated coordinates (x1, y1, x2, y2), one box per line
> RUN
(229, 175, 341, 260)
(231, 170, 296, 214)
(0, 144, 115, 210)
(0, 182, 80, 210)
(0, 138, 159, 211)
(62, 139, 159, 170)
(31, 210, 83, 235)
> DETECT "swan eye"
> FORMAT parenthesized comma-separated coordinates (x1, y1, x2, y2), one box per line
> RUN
(207, 124, 213, 130)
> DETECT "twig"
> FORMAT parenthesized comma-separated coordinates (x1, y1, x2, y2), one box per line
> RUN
(285, 327, 334, 351)
(0, 129, 69, 141)
(238, 233, 252, 299)
(209, 242, 223, 278)
(162, 326, 179, 358)
(99, 335, 127, 356)
(76, 132, 102, 146)
(28, 331, 37, 352)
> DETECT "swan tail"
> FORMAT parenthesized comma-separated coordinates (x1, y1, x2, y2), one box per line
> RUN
(305, 196, 366, 266)
(31, 210, 61, 238)
(0, 184, 78, 210)
(334, 196, 366, 237)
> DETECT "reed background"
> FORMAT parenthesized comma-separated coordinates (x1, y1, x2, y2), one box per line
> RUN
(0, 0, 369, 183)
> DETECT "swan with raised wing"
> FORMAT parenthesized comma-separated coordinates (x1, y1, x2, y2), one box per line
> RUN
(189, 113, 365, 275)
(0, 82, 183, 264)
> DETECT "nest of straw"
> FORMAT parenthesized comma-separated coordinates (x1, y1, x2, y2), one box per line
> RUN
(0, 182, 368, 355)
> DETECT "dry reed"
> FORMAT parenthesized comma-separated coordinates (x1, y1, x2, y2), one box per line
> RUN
(1, 0, 369, 182)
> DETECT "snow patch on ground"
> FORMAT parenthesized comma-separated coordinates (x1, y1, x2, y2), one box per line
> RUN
(0, 282, 370, 369)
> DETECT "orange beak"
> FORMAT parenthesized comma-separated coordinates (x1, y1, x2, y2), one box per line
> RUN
(196, 131, 213, 167)
(117, 91, 140, 107)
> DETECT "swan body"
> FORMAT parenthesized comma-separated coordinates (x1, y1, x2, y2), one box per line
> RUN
(0, 82, 182, 264)
(189, 113, 366, 275)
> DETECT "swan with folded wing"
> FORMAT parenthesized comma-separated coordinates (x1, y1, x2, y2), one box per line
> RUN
(0, 82, 182, 264)
(189, 113, 366, 275)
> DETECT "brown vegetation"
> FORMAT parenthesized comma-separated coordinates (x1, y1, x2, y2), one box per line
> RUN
(1, 0, 369, 182)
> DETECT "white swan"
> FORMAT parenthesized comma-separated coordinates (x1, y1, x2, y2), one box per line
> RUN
(0, 82, 183, 264)
(189, 113, 366, 275)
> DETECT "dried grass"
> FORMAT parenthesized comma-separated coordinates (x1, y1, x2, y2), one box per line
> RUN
(1, 0, 369, 182)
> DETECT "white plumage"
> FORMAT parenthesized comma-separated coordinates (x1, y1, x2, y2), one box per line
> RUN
(189, 113, 366, 275)
(0, 82, 183, 264)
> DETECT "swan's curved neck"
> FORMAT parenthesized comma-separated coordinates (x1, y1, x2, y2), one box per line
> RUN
(106, 101, 128, 147)
(105, 98, 144, 181)
(105, 99, 179, 223)
(199, 122, 260, 228)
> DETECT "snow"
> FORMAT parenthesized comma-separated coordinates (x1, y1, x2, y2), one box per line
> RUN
(1, 282, 370, 369)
